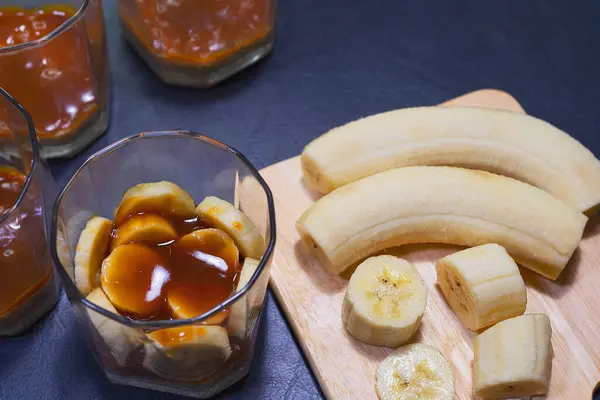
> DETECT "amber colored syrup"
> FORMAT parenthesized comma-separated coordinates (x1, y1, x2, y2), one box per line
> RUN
(0, 6, 98, 139)
(0, 166, 52, 317)
(122, 0, 272, 66)
(108, 213, 241, 322)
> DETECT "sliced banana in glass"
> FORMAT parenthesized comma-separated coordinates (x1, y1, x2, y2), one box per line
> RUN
(110, 214, 177, 251)
(74, 216, 113, 296)
(101, 243, 170, 317)
(143, 325, 232, 381)
(228, 257, 260, 338)
(196, 196, 265, 259)
(86, 288, 142, 365)
(376, 343, 454, 400)
(343, 255, 427, 347)
(436, 243, 527, 331)
(113, 181, 195, 225)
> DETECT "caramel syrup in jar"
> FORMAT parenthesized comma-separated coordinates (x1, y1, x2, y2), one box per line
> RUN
(0, 6, 98, 139)
(0, 166, 52, 317)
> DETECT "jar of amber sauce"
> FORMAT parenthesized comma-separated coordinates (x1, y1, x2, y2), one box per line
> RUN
(117, 0, 277, 87)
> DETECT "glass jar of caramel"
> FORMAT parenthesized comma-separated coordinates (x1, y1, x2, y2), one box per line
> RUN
(52, 131, 276, 398)
(0, 88, 60, 335)
(0, 0, 110, 158)
(117, 0, 277, 87)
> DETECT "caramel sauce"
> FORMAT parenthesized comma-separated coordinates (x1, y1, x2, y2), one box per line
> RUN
(121, 0, 272, 66)
(0, 166, 52, 317)
(0, 6, 98, 139)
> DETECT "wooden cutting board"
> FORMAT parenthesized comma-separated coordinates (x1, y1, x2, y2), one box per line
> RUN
(256, 90, 600, 399)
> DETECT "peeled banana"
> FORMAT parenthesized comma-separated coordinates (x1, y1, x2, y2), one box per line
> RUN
(228, 257, 260, 338)
(196, 196, 265, 259)
(110, 214, 177, 251)
(297, 166, 587, 279)
(342, 255, 427, 347)
(114, 181, 196, 225)
(376, 343, 454, 400)
(74, 216, 113, 295)
(473, 313, 552, 399)
(301, 106, 600, 214)
(436, 243, 526, 331)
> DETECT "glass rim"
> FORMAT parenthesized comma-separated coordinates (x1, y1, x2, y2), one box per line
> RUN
(0, 87, 40, 225)
(0, 0, 91, 55)
(50, 130, 277, 330)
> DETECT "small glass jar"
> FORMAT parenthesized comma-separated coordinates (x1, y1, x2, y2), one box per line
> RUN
(0, 0, 110, 158)
(51, 131, 276, 398)
(0, 88, 60, 336)
(117, 0, 277, 87)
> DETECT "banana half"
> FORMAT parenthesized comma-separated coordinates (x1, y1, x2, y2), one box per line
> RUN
(301, 106, 600, 214)
(376, 343, 454, 400)
(297, 166, 587, 280)
(342, 256, 427, 348)
(436, 244, 526, 331)
(196, 196, 265, 259)
(473, 313, 552, 399)
(74, 216, 113, 296)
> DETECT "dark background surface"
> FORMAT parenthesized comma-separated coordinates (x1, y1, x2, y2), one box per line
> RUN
(1, 0, 600, 399)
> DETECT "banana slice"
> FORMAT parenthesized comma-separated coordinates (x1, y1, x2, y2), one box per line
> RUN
(297, 166, 587, 279)
(196, 196, 264, 259)
(101, 243, 170, 318)
(474, 313, 552, 399)
(342, 255, 427, 347)
(228, 257, 260, 338)
(143, 325, 232, 381)
(86, 288, 142, 365)
(301, 106, 600, 214)
(113, 181, 195, 225)
(436, 243, 526, 331)
(376, 343, 454, 400)
(110, 214, 177, 251)
(74, 216, 113, 296)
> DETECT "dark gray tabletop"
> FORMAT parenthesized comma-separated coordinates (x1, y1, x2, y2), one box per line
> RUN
(2, 1, 600, 399)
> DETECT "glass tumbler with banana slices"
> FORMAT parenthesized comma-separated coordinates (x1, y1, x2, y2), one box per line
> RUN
(51, 131, 275, 398)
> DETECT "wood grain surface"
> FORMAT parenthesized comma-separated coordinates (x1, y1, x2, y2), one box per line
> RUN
(257, 90, 600, 399)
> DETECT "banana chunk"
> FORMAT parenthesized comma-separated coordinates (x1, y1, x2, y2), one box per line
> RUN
(114, 181, 195, 225)
(436, 244, 526, 331)
(74, 216, 113, 296)
(143, 325, 232, 381)
(297, 166, 587, 279)
(111, 214, 177, 251)
(196, 196, 264, 259)
(342, 256, 427, 347)
(474, 313, 552, 399)
(86, 288, 142, 365)
(228, 257, 260, 338)
(376, 343, 454, 400)
(301, 106, 600, 214)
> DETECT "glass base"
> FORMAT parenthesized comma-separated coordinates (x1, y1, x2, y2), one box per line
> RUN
(121, 23, 275, 88)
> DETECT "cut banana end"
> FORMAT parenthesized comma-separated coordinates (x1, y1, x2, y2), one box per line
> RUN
(297, 166, 587, 279)
(228, 257, 260, 338)
(376, 343, 454, 400)
(342, 255, 427, 347)
(436, 243, 526, 331)
(113, 181, 196, 225)
(143, 325, 232, 381)
(74, 217, 113, 296)
(474, 313, 552, 399)
(196, 196, 265, 259)
(86, 288, 142, 366)
(110, 214, 177, 251)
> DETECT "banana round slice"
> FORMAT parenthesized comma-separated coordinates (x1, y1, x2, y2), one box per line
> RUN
(143, 325, 232, 381)
(376, 343, 454, 400)
(86, 288, 142, 365)
(196, 196, 264, 259)
(342, 255, 427, 347)
(110, 214, 177, 251)
(228, 257, 260, 338)
(436, 243, 527, 331)
(101, 243, 170, 317)
(74, 216, 113, 296)
(114, 181, 195, 225)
